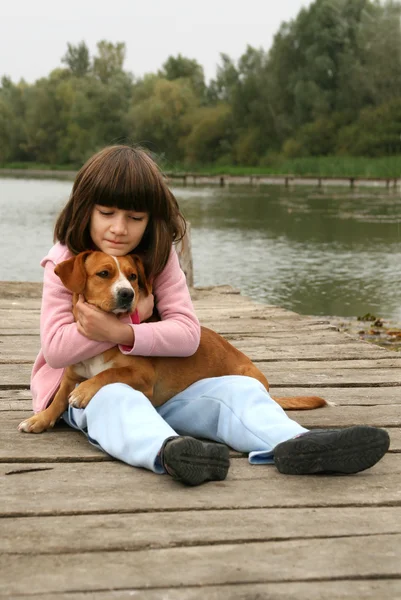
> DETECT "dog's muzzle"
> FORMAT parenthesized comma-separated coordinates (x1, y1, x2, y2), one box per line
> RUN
(116, 288, 134, 311)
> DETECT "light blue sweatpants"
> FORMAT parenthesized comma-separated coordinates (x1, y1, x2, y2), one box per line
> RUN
(63, 375, 307, 473)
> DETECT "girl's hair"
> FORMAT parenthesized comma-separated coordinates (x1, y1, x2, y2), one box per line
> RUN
(54, 145, 186, 279)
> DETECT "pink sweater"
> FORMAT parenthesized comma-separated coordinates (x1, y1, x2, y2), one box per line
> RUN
(31, 243, 201, 413)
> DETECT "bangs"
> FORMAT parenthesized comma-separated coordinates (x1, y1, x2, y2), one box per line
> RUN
(79, 146, 167, 216)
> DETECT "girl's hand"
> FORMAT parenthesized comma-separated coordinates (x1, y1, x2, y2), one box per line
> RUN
(137, 292, 155, 322)
(75, 296, 134, 346)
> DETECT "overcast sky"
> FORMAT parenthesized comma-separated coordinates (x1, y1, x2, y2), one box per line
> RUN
(1, 0, 313, 83)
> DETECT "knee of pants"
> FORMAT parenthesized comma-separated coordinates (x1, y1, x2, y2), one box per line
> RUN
(89, 383, 150, 408)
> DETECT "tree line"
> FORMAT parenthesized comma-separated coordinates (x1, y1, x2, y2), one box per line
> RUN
(1, 0, 401, 168)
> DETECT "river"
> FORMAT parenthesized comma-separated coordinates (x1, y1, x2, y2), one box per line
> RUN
(1, 176, 400, 322)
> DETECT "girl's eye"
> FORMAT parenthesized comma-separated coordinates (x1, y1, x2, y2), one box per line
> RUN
(97, 270, 109, 278)
(128, 273, 137, 282)
(99, 211, 113, 216)
(130, 216, 144, 221)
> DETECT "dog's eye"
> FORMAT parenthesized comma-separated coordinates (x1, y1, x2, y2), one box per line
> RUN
(128, 273, 137, 282)
(97, 270, 109, 278)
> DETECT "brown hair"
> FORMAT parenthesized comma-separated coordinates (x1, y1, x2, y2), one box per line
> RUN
(54, 145, 186, 279)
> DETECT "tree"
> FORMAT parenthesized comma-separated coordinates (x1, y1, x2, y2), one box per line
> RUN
(93, 41, 126, 84)
(61, 42, 91, 77)
(208, 53, 239, 104)
(181, 104, 233, 165)
(159, 54, 206, 98)
(127, 77, 199, 161)
(209, 47, 280, 162)
(0, 77, 30, 162)
(267, 0, 401, 145)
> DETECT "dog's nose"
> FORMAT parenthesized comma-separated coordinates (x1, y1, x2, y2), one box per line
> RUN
(117, 288, 134, 303)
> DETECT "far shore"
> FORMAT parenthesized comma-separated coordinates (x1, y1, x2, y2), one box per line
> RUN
(1, 168, 399, 189)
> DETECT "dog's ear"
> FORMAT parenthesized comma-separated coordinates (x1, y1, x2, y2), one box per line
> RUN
(54, 251, 92, 293)
(130, 255, 152, 296)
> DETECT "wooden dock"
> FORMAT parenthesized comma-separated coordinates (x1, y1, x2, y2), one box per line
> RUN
(1, 283, 401, 598)
(2, 168, 400, 190)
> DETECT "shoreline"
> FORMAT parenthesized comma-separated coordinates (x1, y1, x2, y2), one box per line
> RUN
(1, 168, 399, 189)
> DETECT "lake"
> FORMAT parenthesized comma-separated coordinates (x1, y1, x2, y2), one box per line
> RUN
(1, 177, 401, 322)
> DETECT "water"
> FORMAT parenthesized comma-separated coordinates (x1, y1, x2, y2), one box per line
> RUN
(1, 177, 401, 321)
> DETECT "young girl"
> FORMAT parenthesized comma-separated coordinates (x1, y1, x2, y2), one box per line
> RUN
(26, 145, 390, 486)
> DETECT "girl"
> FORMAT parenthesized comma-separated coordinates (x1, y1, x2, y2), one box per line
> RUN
(27, 145, 390, 486)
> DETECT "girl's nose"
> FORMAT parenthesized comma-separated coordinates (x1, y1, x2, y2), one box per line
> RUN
(110, 215, 127, 235)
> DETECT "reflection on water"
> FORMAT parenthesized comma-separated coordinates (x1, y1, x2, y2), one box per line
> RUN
(1, 177, 401, 320)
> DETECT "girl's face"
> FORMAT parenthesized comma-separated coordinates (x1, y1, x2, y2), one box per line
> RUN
(90, 205, 149, 256)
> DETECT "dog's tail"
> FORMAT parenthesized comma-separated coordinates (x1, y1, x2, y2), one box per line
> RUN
(272, 395, 330, 410)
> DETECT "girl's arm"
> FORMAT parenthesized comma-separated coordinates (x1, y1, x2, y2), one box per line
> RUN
(120, 247, 201, 357)
(41, 261, 115, 369)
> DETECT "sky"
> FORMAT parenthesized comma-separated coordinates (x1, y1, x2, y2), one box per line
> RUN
(0, 0, 313, 84)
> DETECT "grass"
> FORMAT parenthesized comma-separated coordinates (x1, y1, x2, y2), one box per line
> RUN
(163, 156, 401, 178)
(0, 162, 78, 171)
(2, 155, 401, 178)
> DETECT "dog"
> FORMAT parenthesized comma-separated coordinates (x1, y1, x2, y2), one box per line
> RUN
(19, 250, 327, 433)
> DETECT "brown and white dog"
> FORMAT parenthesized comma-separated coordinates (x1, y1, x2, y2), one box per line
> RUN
(19, 251, 327, 433)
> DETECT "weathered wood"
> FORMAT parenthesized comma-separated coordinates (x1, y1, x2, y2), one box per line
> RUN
(4, 335, 392, 364)
(2, 410, 401, 463)
(2, 361, 401, 389)
(0, 281, 42, 298)
(1, 462, 400, 517)
(1, 283, 400, 596)
(2, 505, 401, 554)
(271, 386, 401, 405)
(0, 309, 328, 330)
(3, 386, 401, 411)
(9, 581, 401, 600)
(4, 332, 395, 361)
(1, 534, 400, 595)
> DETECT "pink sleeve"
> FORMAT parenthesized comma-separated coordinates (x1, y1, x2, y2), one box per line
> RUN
(119, 247, 200, 357)
(40, 260, 115, 369)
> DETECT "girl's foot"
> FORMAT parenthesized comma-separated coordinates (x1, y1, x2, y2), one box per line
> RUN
(160, 436, 230, 486)
(274, 426, 390, 475)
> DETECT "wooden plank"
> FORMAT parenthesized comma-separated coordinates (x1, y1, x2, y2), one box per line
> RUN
(283, 405, 401, 428)
(0, 317, 334, 336)
(0, 282, 42, 299)
(1, 462, 400, 516)
(271, 386, 401, 405)
(2, 410, 401, 464)
(0, 420, 110, 462)
(1, 534, 400, 595)
(236, 342, 394, 360)
(0, 323, 339, 336)
(2, 386, 399, 412)
(0, 389, 32, 411)
(1, 505, 400, 554)
(261, 358, 401, 370)
(202, 321, 337, 335)
(1, 385, 394, 408)
(0, 364, 31, 386)
(10, 580, 401, 600)
(0, 303, 315, 321)
(2, 361, 401, 388)
(265, 367, 401, 387)
(2, 336, 394, 363)
(0, 336, 40, 361)
(0, 298, 40, 310)
(0, 407, 401, 462)
(221, 329, 345, 342)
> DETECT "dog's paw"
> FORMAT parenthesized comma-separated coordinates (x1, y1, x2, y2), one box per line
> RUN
(18, 415, 55, 434)
(69, 381, 97, 409)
